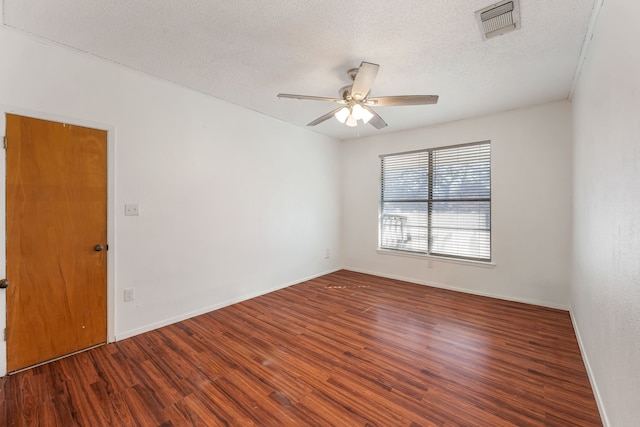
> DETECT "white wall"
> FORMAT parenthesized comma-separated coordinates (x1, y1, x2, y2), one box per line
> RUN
(571, 0, 640, 425)
(342, 101, 573, 308)
(0, 26, 342, 375)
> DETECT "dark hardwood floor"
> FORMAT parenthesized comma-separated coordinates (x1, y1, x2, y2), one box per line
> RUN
(0, 270, 602, 426)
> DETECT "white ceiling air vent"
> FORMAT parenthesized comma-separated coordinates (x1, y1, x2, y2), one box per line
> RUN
(476, 0, 521, 40)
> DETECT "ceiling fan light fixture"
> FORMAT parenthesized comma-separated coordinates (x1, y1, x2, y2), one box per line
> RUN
(351, 104, 365, 120)
(353, 104, 374, 124)
(335, 107, 350, 123)
(345, 115, 358, 127)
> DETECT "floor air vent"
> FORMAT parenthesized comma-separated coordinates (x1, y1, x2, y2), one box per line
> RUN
(476, 0, 520, 40)
(325, 284, 371, 289)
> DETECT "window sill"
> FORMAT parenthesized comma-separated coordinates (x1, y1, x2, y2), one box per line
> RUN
(376, 249, 496, 269)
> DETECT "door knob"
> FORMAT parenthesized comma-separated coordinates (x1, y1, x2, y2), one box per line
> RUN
(0, 279, 9, 289)
(94, 244, 105, 252)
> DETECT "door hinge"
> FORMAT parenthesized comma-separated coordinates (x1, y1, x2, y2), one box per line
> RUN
(3, 136, 6, 149)
(3, 328, 6, 342)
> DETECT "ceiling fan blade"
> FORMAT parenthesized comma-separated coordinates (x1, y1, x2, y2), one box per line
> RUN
(278, 93, 346, 103)
(307, 107, 345, 126)
(366, 95, 439, 106)
(362, 105, 388, 129)
(350, 62, 379, 101)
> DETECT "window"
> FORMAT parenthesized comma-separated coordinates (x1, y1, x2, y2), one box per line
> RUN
(379, 141, 491, 261)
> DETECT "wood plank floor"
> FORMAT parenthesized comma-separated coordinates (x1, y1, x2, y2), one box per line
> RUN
(0, 270, 602, 426)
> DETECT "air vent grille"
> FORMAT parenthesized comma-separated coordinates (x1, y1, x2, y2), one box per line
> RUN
(476, 0, 520, 40)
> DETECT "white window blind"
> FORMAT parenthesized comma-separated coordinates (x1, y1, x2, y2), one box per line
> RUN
(380, 141, 491, 261)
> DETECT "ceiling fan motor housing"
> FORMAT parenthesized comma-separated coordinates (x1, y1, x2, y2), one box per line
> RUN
(339, 85, 353, 100)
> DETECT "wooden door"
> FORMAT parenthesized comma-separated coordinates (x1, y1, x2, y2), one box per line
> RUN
(5, 114, 107, 372)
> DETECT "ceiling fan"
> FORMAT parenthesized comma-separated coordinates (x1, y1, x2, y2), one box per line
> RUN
(277, 61, 439, 129)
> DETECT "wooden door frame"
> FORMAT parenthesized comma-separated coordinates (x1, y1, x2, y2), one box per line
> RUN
(0, 107, 116, 377)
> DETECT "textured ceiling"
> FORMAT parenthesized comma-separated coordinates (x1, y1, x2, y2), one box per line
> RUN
(2, 0, 596, 140)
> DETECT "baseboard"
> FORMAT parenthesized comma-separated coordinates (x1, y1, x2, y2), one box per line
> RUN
(342, 266, 570, 311)
(114, 267, 342, 341)
(569, 308, 609, 427)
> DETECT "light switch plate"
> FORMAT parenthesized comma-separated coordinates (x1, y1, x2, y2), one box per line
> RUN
(124, 204, 139, 216)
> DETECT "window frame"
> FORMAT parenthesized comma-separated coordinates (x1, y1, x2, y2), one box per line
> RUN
(378, 140, 492, 262)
